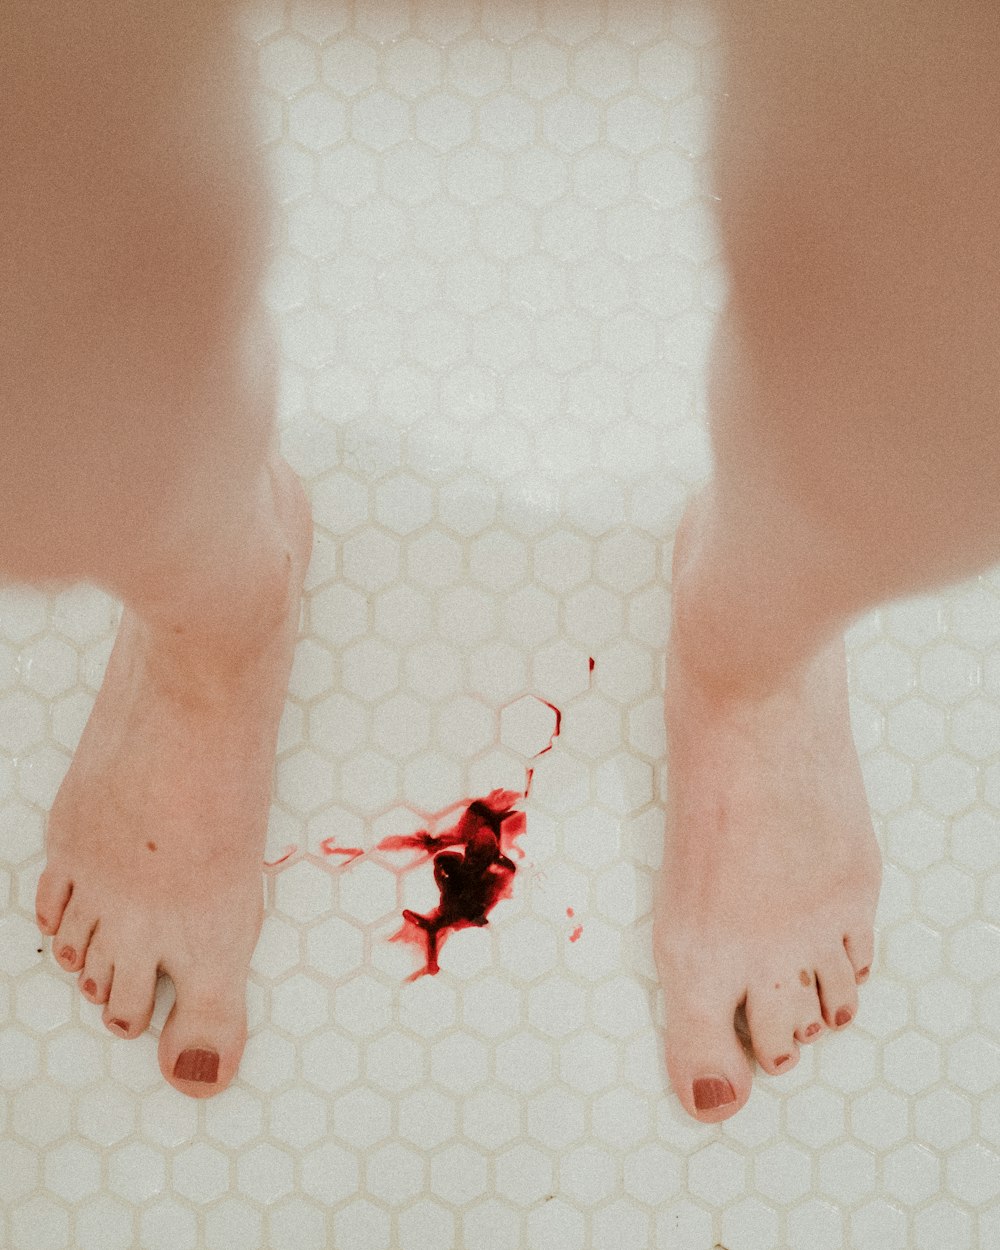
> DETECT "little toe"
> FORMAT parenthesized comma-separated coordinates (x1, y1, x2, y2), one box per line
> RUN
(745, 983, 801, 1076)
(843, 927, 874, 985)
(52, 899, 97, 972)
(79, 939, 113, 1004)
(662, 986, 753, 1123)
(159, 976, 247, 1099)
(815, 948, 859, 1030)
(35, 869, 73, 936)
(104, 957, 159, 1040)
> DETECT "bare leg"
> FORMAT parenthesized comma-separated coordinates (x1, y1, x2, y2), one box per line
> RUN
(658, 0, 1000, 1121)
(3, 1, 311, 1096)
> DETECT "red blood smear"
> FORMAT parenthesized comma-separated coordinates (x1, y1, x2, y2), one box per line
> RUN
(566, 907, 575, 918)
(569, 925, 583, 943)
(319, 838, 365, 863)
(588, 657, 595, 671)
(263, 845, 296, 867)
(377, 789, 527, 980)
(533, 699, 562, 757)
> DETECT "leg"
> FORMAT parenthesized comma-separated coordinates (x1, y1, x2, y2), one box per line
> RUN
(4, 1, 312, 1096)
(657, 0, 1000, 1121)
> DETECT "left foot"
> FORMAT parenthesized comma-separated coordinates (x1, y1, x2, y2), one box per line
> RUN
(655, 496, 882, 1122)
(35, 453, 312, 1097)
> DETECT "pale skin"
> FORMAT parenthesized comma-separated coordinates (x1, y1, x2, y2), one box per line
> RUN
(3, 0, 998, 1113)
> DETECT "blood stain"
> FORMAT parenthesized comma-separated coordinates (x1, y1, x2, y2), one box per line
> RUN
(319, 838, 365, 864)
(263, 845, 297, 868)
(588, 657, 595, 671)
(377, 788, 527, 980)
(569, 926, 583, 943)
(566, 907, 575, 918)
(534, 699, 562, 755)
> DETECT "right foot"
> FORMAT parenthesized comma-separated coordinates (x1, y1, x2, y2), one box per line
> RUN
(655, 497, 883, 1122)
(35, 453, 312, 1097)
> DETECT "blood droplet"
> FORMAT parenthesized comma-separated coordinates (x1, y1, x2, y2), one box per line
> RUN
(588, 657, 595, 671)
(566, 907, 575, 918)
(569, 925, 583, 943)
(377, 789, 527, 979)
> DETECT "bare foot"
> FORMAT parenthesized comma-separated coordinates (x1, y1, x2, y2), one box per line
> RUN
(35, 453, 312, 1097)
(655, 496, 882, 1122)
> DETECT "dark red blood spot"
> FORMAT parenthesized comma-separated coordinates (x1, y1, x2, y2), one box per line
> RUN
(319, 838, 365, 863)
(566, 907, 574, 918)
(588, 657, 595, 671)
(377, 789, 527, 980)
(569, 925, 583, 943)
(146, 841, 157, 852)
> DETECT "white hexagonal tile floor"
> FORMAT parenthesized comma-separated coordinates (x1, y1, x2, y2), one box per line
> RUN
(3, 2, 1000, 1248)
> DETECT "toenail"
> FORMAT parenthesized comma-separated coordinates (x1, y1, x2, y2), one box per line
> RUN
(37, 915, 49, 930)
(110, 1019, 130, 1034)
(835, 1007, 853, 1027)
(82, 979, 97, 997)
(775, 1054, 792, 1068)
(857, 966, 870, 982)
(805, 1022, 821, 1038)
(173, 1048, 219, 1084)
(693, 1076, 736, 1111)
(59, 946, 75, 963)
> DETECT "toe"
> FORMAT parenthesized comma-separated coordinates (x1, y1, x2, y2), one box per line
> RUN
(788, 966, 825, 1045)
(159, 975, 247, 1099)
(104, 956, 159, 1040)
(52, 897, 97, 972)
(35, 869, 73, 936)
(79, 934, 113, 1004)
(815, 946, 859, 1030)
(662, 984, 753, 1123)
(843, 927, 874, 985)
(745, 982, 801, 1076)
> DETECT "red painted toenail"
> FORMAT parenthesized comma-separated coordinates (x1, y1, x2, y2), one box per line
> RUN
(857, 966, 870, 982)
(82, 979, 97, 997)
(775, 1054, 792, 1067)
(110, 1019, 129, 1034)
(173, 1048, 219, 1084)
(693, 1076, 736, 1111)
(835, 1007, 853, 1027)
(59, 946, 75, 963)
(805, 1022, 821, 1038)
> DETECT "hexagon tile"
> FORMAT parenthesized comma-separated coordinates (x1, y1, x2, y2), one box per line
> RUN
(3, 2, 1000, 1249)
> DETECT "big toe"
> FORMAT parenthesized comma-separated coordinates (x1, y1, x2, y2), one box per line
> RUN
(35, 867, 73, 936)
(662, 981, 753, 1123)
(159, 975, 247, 1099)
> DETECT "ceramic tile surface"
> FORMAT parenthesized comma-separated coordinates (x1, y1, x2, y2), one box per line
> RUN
(2, 2, 1000, 1248)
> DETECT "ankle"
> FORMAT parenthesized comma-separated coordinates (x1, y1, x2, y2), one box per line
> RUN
(129, 456, 310, 684)
(670, 488, 827, 703)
